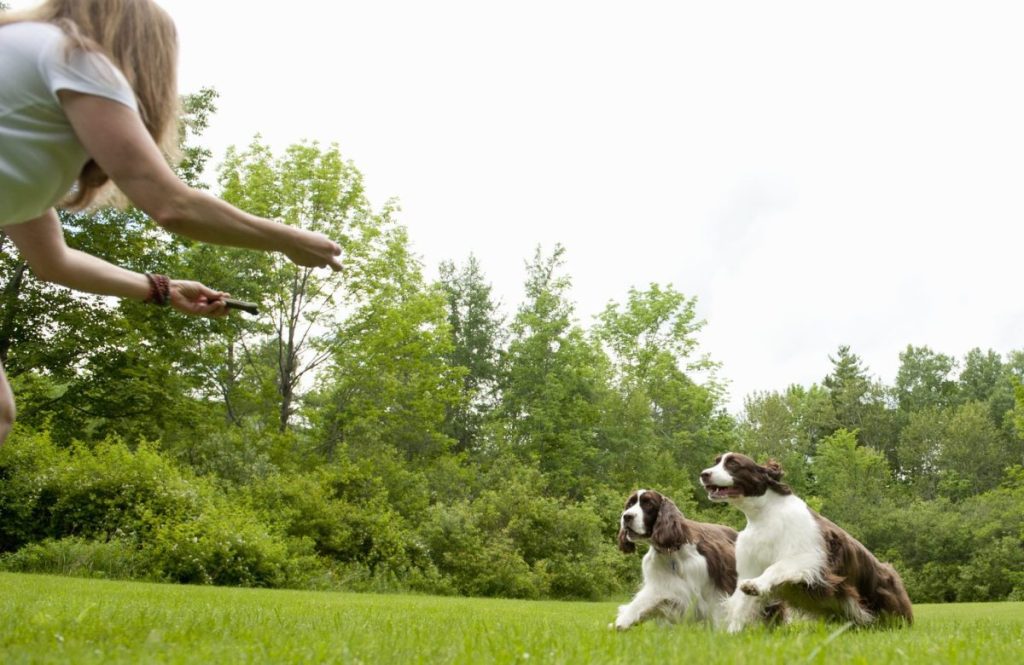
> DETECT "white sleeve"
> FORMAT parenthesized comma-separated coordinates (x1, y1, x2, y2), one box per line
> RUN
(42, 41, 139, 111)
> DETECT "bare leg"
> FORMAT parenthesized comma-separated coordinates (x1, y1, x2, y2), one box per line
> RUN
(0, 359, 15, 446)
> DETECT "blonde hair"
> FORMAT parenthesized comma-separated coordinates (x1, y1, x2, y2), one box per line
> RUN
(1, 0, 180, 210)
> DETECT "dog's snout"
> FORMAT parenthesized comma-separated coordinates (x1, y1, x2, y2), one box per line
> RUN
(622, 512, 634, 524)
(700, 471, 711, 483)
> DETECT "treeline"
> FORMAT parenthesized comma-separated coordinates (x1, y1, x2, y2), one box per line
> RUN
(1, 91, 1022, 602)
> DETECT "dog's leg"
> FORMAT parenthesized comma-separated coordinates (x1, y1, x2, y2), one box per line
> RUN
(840, 592, 875, 625)
(739, 555, 822, 597)
(612, 587, 666, 631)
(725, 588, 762, 633)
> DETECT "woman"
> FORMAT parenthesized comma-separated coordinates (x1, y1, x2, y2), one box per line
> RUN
(0, 0, 344, 445)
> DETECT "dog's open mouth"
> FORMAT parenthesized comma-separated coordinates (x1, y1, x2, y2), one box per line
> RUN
(703, 485, 743, 500)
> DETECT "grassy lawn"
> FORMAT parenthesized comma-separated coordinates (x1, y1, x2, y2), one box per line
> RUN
(1, 572, 1022, 664)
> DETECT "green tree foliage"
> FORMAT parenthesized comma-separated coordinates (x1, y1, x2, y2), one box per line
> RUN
(811, 429, 893, 540)
(822, 346, 897, 461)
(895, 345, 959, 414)
(438, 256, 504, 453)
(591, 283, 728, 496)
(497, 246, 610, 497)
(738, 385, 835, 494)
(318, 226, 461, 463)
(210, 139, 369, 432)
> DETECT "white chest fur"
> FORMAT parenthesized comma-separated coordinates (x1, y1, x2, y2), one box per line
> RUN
(734, 493, 825, 580)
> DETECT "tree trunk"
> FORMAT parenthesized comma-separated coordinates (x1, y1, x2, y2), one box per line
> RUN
(0, 260, 28, 365)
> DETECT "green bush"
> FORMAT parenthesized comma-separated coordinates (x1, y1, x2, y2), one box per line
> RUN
(242, 466, 424, 578)
(0, 428, 70, 550)
(48, 440, 205, 541)
(144, 499, 302, 588)
(420, 501, 543, 599)
(0, 536, 146, 580)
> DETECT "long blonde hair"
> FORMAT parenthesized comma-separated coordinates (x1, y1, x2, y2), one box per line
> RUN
(1, 0, 180, 209)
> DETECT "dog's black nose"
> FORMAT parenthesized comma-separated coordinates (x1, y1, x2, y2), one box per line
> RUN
(622, 513, 633, 524)
(700, 471, 711, 482)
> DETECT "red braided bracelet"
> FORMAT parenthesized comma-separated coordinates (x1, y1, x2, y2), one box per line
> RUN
(144, 273, 171, 306)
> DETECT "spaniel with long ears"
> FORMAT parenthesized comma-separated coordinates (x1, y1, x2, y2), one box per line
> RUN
(700, 452, 914, 632)
(613, 489, 739, 630)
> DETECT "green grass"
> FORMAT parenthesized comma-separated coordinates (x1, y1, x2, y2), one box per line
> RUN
(1, 573, 1022, 664)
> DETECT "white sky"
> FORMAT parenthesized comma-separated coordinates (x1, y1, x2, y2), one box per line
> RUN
(14, 0, 1024, 412)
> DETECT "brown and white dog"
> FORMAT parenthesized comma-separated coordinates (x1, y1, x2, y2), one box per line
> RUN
(700, 453, 913, 632)
(614, 489, 739, 630)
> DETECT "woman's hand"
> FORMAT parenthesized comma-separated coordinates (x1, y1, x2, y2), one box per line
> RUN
(170, 280, 230, 317)
(283, 228, 343, 271)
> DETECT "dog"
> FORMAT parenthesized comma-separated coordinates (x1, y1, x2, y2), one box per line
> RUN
(700, 452, 914, 632)
(613, 489, 739, 630)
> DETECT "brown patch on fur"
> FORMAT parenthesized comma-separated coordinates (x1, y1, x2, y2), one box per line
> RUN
(721, 453, 793, 497)
(694, 523, 740, 594)
(617, 489, 739, 595)
(650, 495, 689, 552)
(810, 511, 914, 624)
(618, 525, 636, 554)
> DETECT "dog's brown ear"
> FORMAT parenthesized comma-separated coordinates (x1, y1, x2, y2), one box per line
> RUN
(618, 527, 636, 554)
(762, 459, 792, 495)
(763, 459, 784, 480)
(650, 497, 688, 552)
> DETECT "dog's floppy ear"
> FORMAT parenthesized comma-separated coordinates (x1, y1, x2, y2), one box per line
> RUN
(761, 459, 792, 495)
(618, 526, 636, 554)
(650, 496, 688, 552)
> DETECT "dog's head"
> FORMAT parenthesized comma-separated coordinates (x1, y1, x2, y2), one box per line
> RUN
(618, 489, 688, 553)
(700, 452, 791, 502)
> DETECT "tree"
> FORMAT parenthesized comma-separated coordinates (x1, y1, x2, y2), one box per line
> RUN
(497, 245, 610, 497)
(318, 225, 461, 462)
(211, 139, 370, 432)
(438, 256, 504, 453)
(895, 345, 959, 414)
(822, 345, 897, 461)
(1015, 379, 1024, 447)
(812, 429, 893, 540)
(823, 346, 871, 426)
(895, 407, 946, 499)
(959, 348, 1003, 404)
(591, 283, 729, 493)
(738, 385, 835, 494)
(937, 401, 1014, 499)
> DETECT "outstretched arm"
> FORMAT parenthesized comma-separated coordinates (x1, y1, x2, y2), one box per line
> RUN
(4, 210, 228, 317)
(57, 90, 343, 271)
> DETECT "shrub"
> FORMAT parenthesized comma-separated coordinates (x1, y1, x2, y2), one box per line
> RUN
(0, 428, 70, 550)
(0, 536, 146, 580)
(144, 499, 300, 588)
(48, 439, 205, 541)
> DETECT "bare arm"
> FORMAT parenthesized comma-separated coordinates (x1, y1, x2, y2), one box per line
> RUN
(57, 91, 343, 271)
(3, 210, 228, 317)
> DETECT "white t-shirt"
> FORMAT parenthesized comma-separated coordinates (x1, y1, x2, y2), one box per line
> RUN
(0, 21, 138, 226)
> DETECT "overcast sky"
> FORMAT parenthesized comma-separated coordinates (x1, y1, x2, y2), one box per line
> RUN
(17, 0, 1024, 411)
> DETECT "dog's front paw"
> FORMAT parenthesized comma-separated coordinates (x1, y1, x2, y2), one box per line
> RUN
(613, 618, 633, 631)
(740, 580, 762, 596)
